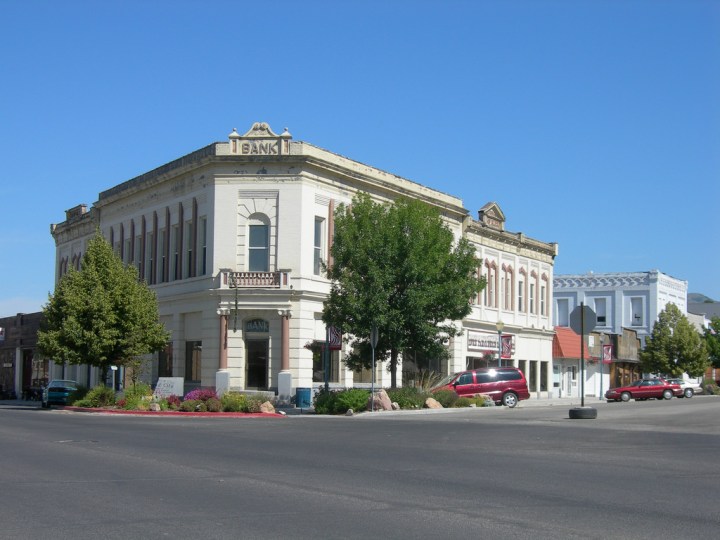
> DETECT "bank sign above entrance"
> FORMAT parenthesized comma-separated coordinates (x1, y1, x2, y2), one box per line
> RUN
(467, 330, 514, 359)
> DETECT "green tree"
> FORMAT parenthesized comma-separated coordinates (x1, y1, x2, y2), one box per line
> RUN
(704, 317, 720, 368)
(38, 231, 170, 382)
(640, 303, 709, 377)
(322, 193, 485, 388)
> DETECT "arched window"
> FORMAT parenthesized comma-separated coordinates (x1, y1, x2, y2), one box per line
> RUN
(248, 216, 269, 272)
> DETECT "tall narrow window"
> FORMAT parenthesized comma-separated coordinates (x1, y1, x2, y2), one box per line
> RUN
(314, 217, 325, 275)
(249, 223, 269, 272)
(529, 283, 536, 314)
(134, 236, 142, 273)
(172, 225, 180, 280)
(631, 297, 643, 326)
(185, 341, 202, 383)
(556, 298, 569, 326)
(487, 266, 495, 308)
(146, 232, 154, 283)
(594, 298, 607, 326)
(540, 285, 546, 316)
(518, 279, 525, 312)
(199, 217, 207, 276)
(185, 220, 193, 278)
(159, 231, 166, 283)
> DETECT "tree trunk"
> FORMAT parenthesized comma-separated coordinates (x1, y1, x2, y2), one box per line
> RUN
(390, 348, 398, 388)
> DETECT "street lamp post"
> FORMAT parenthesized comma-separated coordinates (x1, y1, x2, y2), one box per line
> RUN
(496, 320, 504, 367)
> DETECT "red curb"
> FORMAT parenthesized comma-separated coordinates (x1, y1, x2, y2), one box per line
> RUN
(60, 406, 285, 418)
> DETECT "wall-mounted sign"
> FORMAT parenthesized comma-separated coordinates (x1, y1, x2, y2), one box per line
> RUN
(245, 319, 269, 333)
(467, 330, 515, 358)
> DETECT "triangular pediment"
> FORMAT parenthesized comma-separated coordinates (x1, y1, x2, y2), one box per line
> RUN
(478, 202, 505, 231)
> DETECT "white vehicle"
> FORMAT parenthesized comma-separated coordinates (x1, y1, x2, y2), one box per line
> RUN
(664, 378, 703, 398)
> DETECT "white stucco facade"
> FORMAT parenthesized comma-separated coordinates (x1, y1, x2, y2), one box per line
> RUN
(50, 122, 558, 400)
(553, 270, 688, 346)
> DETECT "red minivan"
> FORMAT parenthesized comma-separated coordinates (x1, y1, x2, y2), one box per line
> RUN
(431, 367, 530, 408)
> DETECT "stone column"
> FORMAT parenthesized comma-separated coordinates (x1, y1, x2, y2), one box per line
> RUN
(215, 308, 230, 395)
(277, 309, 292, 405)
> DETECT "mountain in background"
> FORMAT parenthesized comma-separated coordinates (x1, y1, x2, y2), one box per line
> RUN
(688, 293, 716, 303)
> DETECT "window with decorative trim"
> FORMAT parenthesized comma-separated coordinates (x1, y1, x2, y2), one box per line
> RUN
(248, 219, 269, 272)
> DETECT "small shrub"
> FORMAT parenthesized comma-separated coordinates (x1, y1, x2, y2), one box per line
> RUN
(334, 388, 370, 413)
(184, 388, 218, 402)
(76, 385, 116, 408)
(221, 392, 247, 412)
(165, 395, 182, 410)
(206, 397, 222, 412)
(432, 389, 459, 408)
(313, 388, 369, 414)
(243, 393, 273, 413)
(417, 370, 445, 391)
(179, 399, 202, 412)
(313, 388, 335, 414)
(386, 387, 431, 409)
(454, 397, 472, 407)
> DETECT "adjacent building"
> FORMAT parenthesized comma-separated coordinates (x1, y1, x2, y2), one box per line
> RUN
(553, 270, 688, 346)
(49, 122, 558, 400)
(0, 312, 46, 399)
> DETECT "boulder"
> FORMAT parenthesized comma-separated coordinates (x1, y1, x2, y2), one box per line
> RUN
(391, 402, 400, 410)
(149, 403, 161, 412)
(259, 401, 276, 414)
(367, 389, 393, 411)
(424, 397, 443, 409)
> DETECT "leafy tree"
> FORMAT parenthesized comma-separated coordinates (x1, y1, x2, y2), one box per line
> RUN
(322, 193, 485, 388)
(704, 317, 720, 368)
(38, 231, 170, 383)
(640, 303, 709, 377)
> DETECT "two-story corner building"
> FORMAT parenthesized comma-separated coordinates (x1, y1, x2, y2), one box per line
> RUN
(49, 122, 558, 400)
(553, 270, 688, 346)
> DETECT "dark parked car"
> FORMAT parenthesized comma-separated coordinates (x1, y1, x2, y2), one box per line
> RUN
(605, 378, 682, 402)
(41, 380, 78, 408)
(431, 367, 530, 408)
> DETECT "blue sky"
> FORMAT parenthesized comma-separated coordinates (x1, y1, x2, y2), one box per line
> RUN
(1, 0, 718, 315)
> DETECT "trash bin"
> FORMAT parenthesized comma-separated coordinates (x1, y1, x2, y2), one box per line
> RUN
(295, 387, 312, 408)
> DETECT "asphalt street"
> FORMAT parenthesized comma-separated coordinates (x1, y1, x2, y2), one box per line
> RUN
(1, 397, 718, 539)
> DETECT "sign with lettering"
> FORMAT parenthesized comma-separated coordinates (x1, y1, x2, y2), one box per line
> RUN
(467, 330, 515, 358)
(241, 141, 279, 155)
(245, 318, 269, 333)
(153, 377, 184, 398)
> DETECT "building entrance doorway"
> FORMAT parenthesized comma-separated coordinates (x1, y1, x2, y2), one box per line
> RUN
(246, 339, 268, 389)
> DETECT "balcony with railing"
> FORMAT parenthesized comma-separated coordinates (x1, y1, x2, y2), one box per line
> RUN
(219, 269, 290, 289)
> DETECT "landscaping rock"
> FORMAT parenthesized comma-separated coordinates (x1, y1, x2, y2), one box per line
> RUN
(391, 401, 400, 410)
(425, 397, 443, 409)
(260, 401, 276, 414)
(367, 389, 393, 411)
(149, 403, 161, 412)
(345, 409, 354, 416)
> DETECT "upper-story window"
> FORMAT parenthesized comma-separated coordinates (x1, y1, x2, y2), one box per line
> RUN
(630, 297, 643, 327)
(594, 298, 607, 326)
(529, 283, 536, 314)
(199, 217, 207, 276)
(555, 298, 569, 326)
(249, 221, 269, 272)
(518, 278, 524, 312)
(314, 217, 325, 275)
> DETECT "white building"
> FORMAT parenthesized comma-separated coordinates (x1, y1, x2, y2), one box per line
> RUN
(50, 122, 558, 400)
(553, 270, 688, 346)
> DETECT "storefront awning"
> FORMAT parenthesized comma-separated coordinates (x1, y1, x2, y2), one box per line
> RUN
(553, 326, 591, 360)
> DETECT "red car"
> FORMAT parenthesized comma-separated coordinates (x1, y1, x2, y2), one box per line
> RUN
(431, 367, 530, 408)
(605, 378, 682, 402)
